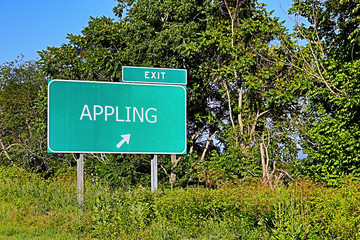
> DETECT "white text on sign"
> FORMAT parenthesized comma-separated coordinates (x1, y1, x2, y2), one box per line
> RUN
(80, 105, 157, 123)
(145, 71, 166, 80)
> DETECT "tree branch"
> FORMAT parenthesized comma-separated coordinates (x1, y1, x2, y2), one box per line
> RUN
(201, 131, 218, 162)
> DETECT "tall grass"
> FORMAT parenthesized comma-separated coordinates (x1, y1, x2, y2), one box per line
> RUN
(0, 166, 79, 239)
(1, 165, 360, 239)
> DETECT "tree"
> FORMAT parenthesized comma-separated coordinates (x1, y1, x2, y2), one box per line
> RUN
(39, 0, 300, 186)
(39, 0, 219, 186)
(290, 0, 360, 184)
(0, 57, 66, 173)
(185, 0, 302, 185)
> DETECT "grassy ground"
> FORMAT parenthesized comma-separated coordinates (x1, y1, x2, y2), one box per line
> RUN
(0, 166, 79, 239)
(1, 165, 360, 239)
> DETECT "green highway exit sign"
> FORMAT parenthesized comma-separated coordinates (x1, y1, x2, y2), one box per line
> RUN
(122, 66, 187, 85)
(47, 80, 186, 154)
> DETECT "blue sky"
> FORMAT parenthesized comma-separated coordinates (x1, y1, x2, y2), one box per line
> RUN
(262, 0, 295, 30)
(0, 0, 118, 64)
(0, 0, 293, 65)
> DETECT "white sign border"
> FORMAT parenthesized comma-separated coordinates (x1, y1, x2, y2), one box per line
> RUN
(47, 79, 187, 155)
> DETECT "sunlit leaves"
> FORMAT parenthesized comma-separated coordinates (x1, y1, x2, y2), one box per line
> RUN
(292, 0, 360, 183)
(186, 0, 301, 179)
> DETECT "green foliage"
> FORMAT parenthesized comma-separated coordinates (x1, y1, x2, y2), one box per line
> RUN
(186, 0, 302, 182)
(84, 154, 151, 189)
(0, 57, 73, 175)
(38, 0, 214, 143)
(83, 175, 360, 239)
(37, 0, 303, 186)
(5, 0, 357, 189)
(38, 0, 221, 184)
(0, 166, 78, 239)
(299, 60, 360, 184)
(0, 58, 44, 147)
(290, 0, 360, 183)
(2, 165, 360, 239)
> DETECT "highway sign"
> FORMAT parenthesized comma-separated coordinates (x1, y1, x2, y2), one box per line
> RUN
(47, 80, 186, 154)
(122, 66, 187, 85)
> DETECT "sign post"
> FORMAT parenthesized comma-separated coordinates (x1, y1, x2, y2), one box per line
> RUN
(151, 154, 158, 191)
(77, 154, 84, 205)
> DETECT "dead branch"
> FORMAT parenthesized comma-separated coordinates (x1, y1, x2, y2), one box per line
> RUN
(201, 131, 218, 162)
(238, 87, 244, 134)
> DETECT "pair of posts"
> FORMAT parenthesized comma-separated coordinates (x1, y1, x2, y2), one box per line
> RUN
(76, 154, 158, 204)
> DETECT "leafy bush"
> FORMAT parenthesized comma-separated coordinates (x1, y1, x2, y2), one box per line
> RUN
(1, 165, 360, 239)
(85, 176, 360, 239)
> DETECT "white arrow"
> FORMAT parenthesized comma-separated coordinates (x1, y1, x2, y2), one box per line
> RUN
(116, 134, 131, 148)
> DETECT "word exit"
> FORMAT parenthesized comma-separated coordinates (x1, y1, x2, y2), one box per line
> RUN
(145, 71, 166, 79)
(122, 66, 187, 85)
